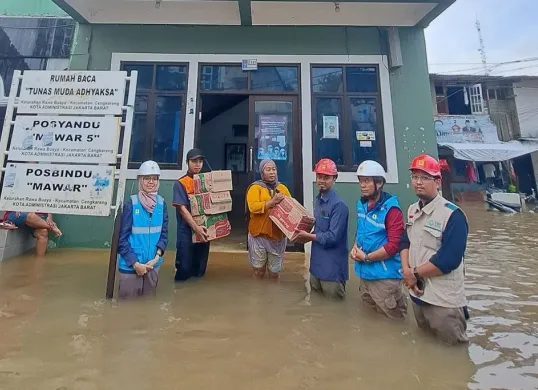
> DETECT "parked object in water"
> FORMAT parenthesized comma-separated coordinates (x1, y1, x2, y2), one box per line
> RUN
(485, 189, 520, 213)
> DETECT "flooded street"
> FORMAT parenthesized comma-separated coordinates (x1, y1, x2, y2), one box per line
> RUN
(0, 204, 537, 389)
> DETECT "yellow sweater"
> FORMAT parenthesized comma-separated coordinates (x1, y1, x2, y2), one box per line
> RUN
(246, 183, 291, 241)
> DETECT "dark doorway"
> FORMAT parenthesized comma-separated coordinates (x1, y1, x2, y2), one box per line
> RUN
(197, 93, 250, 249)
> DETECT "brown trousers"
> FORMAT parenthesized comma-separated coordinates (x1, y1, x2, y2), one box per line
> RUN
(359, 279, 408, 319)
(411, 301, 468, 345)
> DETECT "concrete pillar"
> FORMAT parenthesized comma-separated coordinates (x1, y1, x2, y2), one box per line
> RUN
(69, 24, 92, 70)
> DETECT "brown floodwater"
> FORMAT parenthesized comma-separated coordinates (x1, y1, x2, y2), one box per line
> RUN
(0, 204, 537, 390)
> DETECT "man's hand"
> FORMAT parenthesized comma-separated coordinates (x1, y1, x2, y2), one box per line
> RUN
(411, 285, 424, 297)
(402, 267, 417, 289)
(350, 244, 365, 262)
(46, 214, 53, 225)
(195, 226, 209, 242)
(133, 262, 147, 276)
(293, 230, 313, 243)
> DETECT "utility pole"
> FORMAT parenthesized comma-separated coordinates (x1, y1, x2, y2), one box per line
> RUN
(476, 18, 489, 75)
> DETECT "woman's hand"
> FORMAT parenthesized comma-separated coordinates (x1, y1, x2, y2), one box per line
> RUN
(133, 262, 147, 276)
(267, 193, 285, 208)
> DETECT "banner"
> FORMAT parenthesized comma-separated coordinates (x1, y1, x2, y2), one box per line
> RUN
(17, 71, 127, 115)
(434, 115, 500, 144)
(257, 115, 288, 161)
(9, 116, 120, 163)
(0, 163, 115, 216)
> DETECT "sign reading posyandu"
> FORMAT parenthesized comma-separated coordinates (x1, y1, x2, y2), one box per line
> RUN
(10, 116, 120, 164)
(0, 163, 115, 216)
(17, 71, 127, 115)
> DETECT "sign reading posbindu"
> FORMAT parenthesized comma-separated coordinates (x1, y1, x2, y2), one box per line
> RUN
(0, 163, 115, 216)
(9, 116, 120, 164)
(17, 71, 127, 115)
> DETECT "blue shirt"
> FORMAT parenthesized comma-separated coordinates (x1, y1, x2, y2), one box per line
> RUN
(310, 189, 350, 282)
(118, 198, 169, 267)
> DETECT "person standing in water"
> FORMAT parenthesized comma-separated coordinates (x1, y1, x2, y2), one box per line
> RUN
(246, 159, 291, 279)
(350, 160, 407, 319)
(173, 148, 210, 281)
(400, 154, 469, 345)
(293, 158, 349, 299)
(117, 160, 168, 298)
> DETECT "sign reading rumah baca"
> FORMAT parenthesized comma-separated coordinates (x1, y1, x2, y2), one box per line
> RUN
(9, 116, 120, 164)
(0, 163, 115, 216)
(17, 71, 127, 115)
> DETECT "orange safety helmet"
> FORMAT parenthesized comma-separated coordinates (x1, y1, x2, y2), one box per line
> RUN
(409, 154, 441, 177)
(314, 158, 338, 176)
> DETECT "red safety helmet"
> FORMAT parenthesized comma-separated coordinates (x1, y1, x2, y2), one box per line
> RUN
(409, 154, 441, 177)
(314, 158, 338, 176)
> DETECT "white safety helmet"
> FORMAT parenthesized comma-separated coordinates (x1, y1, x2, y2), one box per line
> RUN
(356, 160, 386, 180)
(138, 160, 161, 176)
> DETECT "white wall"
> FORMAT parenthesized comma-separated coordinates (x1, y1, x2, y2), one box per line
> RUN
(514, 80, 538, 139)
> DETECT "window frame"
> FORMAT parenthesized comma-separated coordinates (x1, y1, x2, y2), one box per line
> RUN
(310, 64, 385, 172)
(121, 61, 189, 169)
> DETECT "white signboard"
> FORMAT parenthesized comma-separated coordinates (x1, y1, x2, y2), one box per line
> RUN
(9, 116, 120, 163)
(0, 163, 115, 216)
(17, 71, 127, 115)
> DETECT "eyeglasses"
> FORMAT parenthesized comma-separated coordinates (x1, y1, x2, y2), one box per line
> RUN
(142, 176, 159, 182)
(411, 174, 436, 182)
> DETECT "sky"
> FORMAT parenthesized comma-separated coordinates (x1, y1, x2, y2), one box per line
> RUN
(425, 0, 538, 76)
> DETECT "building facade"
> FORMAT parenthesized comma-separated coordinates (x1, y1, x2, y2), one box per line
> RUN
(430, 73, 538, 201)
(3, 0, 455, 249)
(0, 0, 75, 122)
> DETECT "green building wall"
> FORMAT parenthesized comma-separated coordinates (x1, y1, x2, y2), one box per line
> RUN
(57, 25, 436, 249)
(1, 0, 68, 16)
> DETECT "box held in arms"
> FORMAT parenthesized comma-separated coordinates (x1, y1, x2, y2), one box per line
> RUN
(189, 192, 233, 216)
(269, 197, 316, 241)
(192, 213, 231, 243)
(194, 170, 233, 194)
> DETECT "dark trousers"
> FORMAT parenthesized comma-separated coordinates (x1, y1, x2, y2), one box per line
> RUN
(175, 238, 211, 281)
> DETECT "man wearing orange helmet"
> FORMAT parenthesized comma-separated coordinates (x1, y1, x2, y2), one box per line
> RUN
(293, 159, 349, 299)
(400, 154, 470, 345)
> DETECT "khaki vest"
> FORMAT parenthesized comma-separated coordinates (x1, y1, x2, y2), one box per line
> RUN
(406, 195, 467, 308)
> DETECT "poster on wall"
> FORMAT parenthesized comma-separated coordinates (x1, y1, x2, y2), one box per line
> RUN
(0, 163, 115, 216)
(257, 115, 288, 161)
(9, 116, 120, 163)
(434, 115, 500, 144)
(322, 116, 339, 139)
(17, 71, 127, 115)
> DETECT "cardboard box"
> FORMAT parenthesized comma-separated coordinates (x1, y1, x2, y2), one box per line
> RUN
(192, 213, 231, 243)
(189, 191, 233, 216)
(269, 197, 316, 241)
(194, 170, 233, 194)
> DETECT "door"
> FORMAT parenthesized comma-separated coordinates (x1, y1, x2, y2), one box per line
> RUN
(248, 96, 301, 201)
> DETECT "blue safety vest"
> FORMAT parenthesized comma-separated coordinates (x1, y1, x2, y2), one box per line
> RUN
(354, 193, 402, 281)
(118, 194, 164, 272)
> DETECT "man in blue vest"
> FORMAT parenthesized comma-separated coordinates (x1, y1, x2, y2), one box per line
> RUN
(350, 160, 407, 319)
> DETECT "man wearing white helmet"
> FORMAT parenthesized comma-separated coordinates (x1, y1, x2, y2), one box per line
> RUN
(117, 160, 169, 298)
(350, 160, 407, 319)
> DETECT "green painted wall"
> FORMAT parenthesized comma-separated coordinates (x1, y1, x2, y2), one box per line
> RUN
(0, 0, 68, 16)
(59, 25, 436, 249)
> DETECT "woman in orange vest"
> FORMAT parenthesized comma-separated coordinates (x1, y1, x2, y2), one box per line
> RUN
(246, 159, 291, 279)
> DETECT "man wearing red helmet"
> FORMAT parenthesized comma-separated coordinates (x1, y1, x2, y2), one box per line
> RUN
(400, 154, 470, 345)
(293, 159, 349, 299)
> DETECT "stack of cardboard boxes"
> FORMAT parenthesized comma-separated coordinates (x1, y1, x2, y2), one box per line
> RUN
(190, 170, 233, 243)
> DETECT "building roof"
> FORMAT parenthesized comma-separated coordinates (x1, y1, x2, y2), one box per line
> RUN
(52, 0, 456, 27)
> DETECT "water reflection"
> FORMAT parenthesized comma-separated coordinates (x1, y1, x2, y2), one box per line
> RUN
(0, 205, 536, 389)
